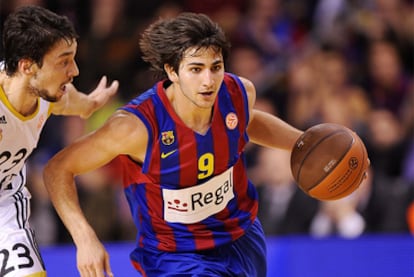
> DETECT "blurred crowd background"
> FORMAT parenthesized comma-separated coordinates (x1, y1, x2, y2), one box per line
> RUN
(1, 0, 413, 245)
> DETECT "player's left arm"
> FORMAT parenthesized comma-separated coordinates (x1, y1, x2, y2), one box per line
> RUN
(240, 77, 303, 150)
(51, 76, 119, 118)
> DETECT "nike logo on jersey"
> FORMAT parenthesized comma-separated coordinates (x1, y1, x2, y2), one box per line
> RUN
(161, 149, 177, 159)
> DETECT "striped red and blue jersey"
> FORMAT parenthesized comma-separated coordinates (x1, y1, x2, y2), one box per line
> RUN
(118, 73, 258, 252)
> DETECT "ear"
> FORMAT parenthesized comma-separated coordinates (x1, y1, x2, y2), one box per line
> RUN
(164, 64, 178, 82)
(18, 59, 36, 75)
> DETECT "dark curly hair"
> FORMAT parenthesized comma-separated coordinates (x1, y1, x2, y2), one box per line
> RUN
(2, 5, 78, 76)
(139, 12, 231, 79)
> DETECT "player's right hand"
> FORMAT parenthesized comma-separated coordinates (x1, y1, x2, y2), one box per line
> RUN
(76, 236, 113, 277)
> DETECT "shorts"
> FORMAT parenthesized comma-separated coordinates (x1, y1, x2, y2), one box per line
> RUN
(0, 190, 46, 277)
(130, 219, 267, 277)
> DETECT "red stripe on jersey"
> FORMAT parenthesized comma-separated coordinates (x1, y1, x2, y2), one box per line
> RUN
(187, 224, 215, 249)
(117, 155, 146, 187)
(131, 260, 147, 277)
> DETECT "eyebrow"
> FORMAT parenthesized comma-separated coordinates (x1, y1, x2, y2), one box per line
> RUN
(57, 51, 74, 58)
(187, 59, 223, 67)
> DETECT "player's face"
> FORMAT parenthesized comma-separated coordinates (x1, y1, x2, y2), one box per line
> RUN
(29, 39, 79, 102)
(175, 47, 224, 109)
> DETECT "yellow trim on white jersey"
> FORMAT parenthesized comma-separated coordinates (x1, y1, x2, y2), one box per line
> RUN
(0, 85, 42, 121)
(24, 271, 47, 277)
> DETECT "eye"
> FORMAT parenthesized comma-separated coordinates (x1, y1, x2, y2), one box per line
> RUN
(191, 67, 201, 73)
(212, 65, 222, 72)
(60, 59, 69, 67)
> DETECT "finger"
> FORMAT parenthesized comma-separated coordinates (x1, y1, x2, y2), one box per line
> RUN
(78, 265, 92, 277)
(92, 263, 106, 277)
(110, 80, 119, 91)
(106, 80, 119, 97)
(92, 267, 102, 277)
(97, 75, 108, 89)
(104, 253, 113, 277)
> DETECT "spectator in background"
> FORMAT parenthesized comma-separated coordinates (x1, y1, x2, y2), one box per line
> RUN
(315, 48, 371, 131)
(363, 40, 413, 121)
(310, 166, 413, 237)
(365, 109, 410, 179)
(284, 54, 321, 129)
(75, 0, 138, 100)
(310, 195, 367, 238)
(361, 168, 413, 234)
(256, 147, 318, 236)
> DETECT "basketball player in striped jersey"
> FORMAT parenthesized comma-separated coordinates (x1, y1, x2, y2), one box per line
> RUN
(43, 13, 303, 277)
(0, 6, 118, 277)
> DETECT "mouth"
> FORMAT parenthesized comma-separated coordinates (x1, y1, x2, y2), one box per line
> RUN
(199, 91, 214, 96)
(60, 80, 71, 94)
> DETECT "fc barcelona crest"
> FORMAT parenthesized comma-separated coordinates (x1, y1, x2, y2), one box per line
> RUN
(161, 131, 175, 145)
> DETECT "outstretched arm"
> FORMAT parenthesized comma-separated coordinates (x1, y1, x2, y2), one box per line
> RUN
(52, 76, 119, 118)
(43, 111, 147, 277)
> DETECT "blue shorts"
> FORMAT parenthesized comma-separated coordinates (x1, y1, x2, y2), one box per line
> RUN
(130, 219, 267, 277)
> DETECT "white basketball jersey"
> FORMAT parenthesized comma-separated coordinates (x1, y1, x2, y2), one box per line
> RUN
(0, 86, 52, 204)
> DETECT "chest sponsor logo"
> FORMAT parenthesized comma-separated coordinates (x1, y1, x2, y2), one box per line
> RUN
(162, 167, 234, 224)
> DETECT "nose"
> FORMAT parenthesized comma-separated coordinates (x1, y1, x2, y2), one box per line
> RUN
(69, 61, 79, 77)
(202, 70, 215, 88)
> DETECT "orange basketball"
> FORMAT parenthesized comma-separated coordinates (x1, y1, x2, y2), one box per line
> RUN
(290, 123, 369, 201)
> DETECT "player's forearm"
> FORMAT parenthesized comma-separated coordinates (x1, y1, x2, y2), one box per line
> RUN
(248, 109, 303, 150)
(43, 159, 97, 245)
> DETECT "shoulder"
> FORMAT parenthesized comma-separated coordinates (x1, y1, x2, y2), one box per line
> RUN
(224, 73, 255, 95)
(238, 76, 255, 93)
(232, 75, 256, 111)
(97, 110, 148, 161)
(104, 110, 146, 134)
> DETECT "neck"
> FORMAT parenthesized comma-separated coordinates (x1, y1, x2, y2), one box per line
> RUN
(0, 73, 38, 116)
(167, 85, 213, 134)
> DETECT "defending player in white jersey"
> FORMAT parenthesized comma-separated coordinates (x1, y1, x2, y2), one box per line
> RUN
(0, 5, 118, 277)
